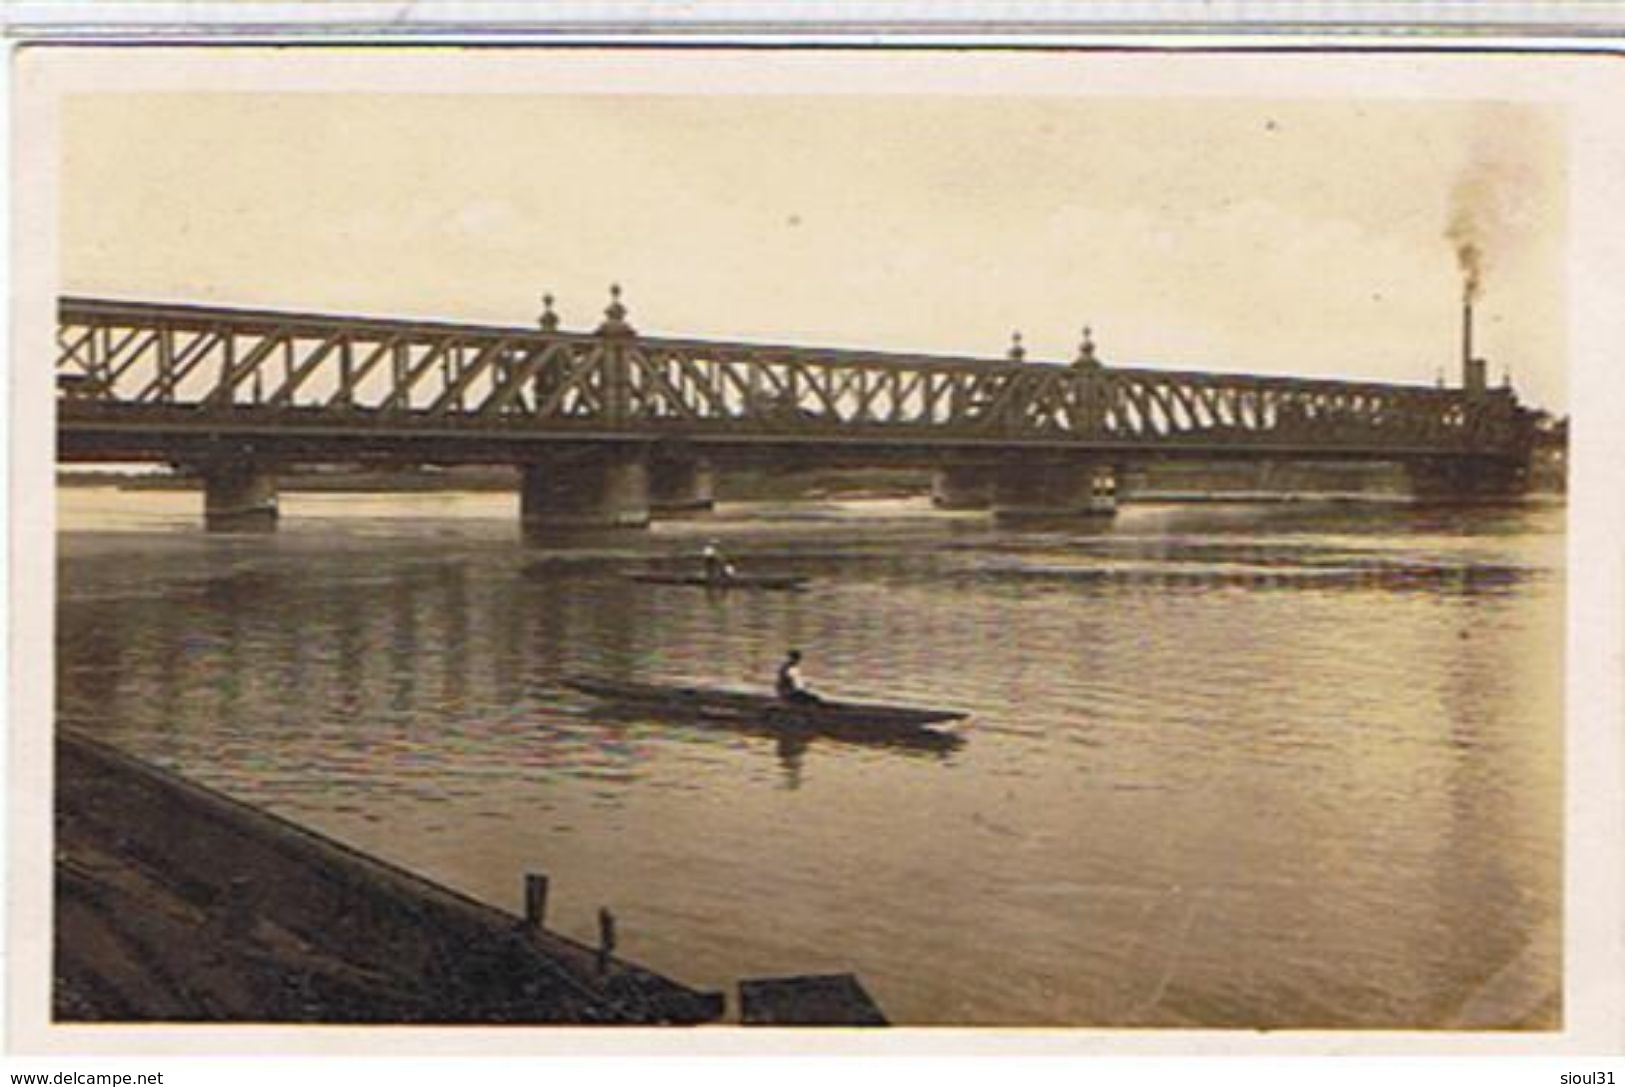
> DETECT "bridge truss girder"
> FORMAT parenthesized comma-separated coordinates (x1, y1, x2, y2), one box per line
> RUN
(56, 297, 1533, 464)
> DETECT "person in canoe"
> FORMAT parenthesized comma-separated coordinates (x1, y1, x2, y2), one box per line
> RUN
(702, 541, 739, 585)
(776, 649, 823, 705)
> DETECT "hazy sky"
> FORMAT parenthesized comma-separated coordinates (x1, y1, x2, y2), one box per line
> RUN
(62, 92, 1567, 410)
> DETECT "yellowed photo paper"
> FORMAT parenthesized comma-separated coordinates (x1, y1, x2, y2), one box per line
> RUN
(11, 46, 1623, 1056)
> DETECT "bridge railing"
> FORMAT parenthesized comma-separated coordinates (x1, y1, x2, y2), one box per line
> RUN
(57, 296, 1528, 455)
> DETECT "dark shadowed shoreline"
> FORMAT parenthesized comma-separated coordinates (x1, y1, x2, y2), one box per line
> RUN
(53, 730, 725, 1025)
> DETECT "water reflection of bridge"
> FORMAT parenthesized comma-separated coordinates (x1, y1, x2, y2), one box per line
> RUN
(56, 554, 970, 792)
(56, 291, 1537, 534)
(58, 539, 1543, 799)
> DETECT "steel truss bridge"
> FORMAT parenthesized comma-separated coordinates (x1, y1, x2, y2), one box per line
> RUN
(55, 293, 1536, 529)
(57, 294, 1532, 459)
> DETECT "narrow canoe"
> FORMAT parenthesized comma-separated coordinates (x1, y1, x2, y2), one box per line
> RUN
(625, 573, 811, 591)
(563, 676, 966, 734)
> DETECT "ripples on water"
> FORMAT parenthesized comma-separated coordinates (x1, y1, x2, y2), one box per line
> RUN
(56, 488, 1563, 1028)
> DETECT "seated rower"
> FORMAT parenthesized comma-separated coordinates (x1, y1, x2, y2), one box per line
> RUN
(702, 541, 737, 585)
(776, 649, 823, 705)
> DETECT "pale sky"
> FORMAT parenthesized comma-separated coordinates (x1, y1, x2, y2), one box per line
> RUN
(62, 92, 1567, 411)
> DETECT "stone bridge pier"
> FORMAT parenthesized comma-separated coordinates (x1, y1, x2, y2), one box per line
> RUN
(649, 454, 716, 516)
(520, 448, 651, 539)
(200, 460, 279, 533)
(931, 465, 998, 510)
(1403, 455, 1529, 502)
(989, 458, 1119, 522)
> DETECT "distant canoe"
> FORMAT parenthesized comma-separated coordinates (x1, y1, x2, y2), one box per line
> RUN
(563, 676, 966, 742)
(625, 573, 811, 591)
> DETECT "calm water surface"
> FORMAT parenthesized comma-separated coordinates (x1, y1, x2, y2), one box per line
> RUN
(56, 488, 1563, 1027)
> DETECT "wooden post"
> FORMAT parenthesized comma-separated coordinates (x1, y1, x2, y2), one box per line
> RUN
(597, 907, 617, 974)
(523, 873, 549, 929)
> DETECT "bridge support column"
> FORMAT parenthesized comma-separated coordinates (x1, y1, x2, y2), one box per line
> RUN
(1403, 456, 1529, 503)
(201, 462, 279, 533)
(1113, 463, 1146, 503)
(992, 460, 1118, 523)
(520, 449, 650, 538)
(931, 466, 996, 510)
(649, 455, 716, 516)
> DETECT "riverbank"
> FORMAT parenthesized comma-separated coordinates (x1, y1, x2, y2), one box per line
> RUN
(57, 466, 936, 501)
(59, 466, 1567, 504)
(53, 730, 726, 1024)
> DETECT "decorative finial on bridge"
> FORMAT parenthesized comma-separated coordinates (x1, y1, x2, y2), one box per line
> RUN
(1007, 331, 1026, 362)
(538, 293, 559, 332)
(1073, 325, 1099, 369)
(596, 283, 635, 338)
(1502, 366, 1512, 390)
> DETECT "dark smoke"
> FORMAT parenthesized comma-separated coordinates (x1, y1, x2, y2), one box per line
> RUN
(1446, 198, 1484, 302)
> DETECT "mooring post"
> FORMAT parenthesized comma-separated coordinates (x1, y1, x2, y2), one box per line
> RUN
(597, 907, 618, 975)
(523, 873, 549, 930)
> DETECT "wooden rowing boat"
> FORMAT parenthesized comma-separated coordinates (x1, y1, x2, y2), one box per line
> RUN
(625, 573, 811, 591)
(563, 676, 967, 743)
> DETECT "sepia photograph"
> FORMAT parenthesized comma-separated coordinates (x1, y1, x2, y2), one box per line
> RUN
(9, 44, 1620, 1056)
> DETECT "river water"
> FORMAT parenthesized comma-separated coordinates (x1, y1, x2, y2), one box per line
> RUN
(55, 487, 1563, 1028)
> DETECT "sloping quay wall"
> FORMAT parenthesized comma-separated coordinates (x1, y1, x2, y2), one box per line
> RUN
(54, 730, 724, 1024)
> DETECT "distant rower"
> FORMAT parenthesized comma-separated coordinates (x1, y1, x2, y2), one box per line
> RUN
(776, 649, 822, 705)
(702, 541, 738, 585)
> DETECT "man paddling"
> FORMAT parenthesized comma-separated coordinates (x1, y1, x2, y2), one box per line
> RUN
(776, 649, 822, 705)
(701, 541, 738, 585)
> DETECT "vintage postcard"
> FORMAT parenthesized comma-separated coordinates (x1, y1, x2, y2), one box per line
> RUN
(8, 45, 1623, 1057)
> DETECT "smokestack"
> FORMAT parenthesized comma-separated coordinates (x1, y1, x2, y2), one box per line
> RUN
(1462, 282, 1474, 371)
(1460, 280, 1487, 398)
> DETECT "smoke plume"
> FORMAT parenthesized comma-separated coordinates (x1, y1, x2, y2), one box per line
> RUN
(1446, 181, 1489, 302)
(1446, 138, 1540, 303)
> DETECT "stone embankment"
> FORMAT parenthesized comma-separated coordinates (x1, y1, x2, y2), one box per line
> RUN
(54, 730, 724, 1024)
